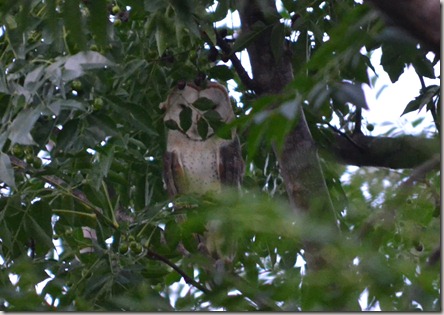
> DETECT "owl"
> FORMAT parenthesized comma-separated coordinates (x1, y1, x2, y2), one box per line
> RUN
(160, 81, 244, 197)
(160, 81, 244, 266)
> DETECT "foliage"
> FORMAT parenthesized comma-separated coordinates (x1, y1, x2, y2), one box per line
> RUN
(0, 0, 440, 311)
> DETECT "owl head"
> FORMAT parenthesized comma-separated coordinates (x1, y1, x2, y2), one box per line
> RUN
(160, 81, 235, 141)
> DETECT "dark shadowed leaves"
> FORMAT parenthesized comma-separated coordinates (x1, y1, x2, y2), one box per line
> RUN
(0, 152, 15, 189)
(402, 85, 440, 116)
(165, 119, 179, 130)
(197, 117, 209, 139)
(8, 108, 41, 145)
(208, 65, 234, 81)
(193, 97, 217, 111)
(332, 82, 368, 109)
(179, 106, 192, 132)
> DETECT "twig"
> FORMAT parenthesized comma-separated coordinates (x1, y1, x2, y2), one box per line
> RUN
(400, 154, 440, 188)
(353, 107, 362, 135)
(419, 74, 441, 134)
(325, 121, 365, 151)
(146, 249, 209, 294)
(215, 31, 258, 93)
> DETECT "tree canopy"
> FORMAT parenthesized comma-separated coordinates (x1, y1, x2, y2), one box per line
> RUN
(0, 0, 440, 311)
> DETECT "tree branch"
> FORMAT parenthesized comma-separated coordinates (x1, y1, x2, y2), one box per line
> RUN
(353, 107, 362, 135)
(146, 249, 209, 294)
(215, 31, 258, 92)
(401, 154, 440, 188)
(365, 0, 441, 55)
(321, 131, 440, 169)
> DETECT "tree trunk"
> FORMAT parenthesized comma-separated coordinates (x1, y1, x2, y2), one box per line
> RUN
(237, 0, 337, 272)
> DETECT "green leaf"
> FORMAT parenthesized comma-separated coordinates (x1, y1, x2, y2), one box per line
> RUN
(282, 0, 297, 12)
(179, 106, 192, 132)
(86, 113, 120, 138)
(401, 85, 439, 116)
(0, 152, 16, 189)
(231, 21, 268, 54)
(48, 99, 86, 115)
(64, 51, 114, 79)
(88, 0, 108, 48)
(279, 97, 300, 120)
(203, 110, 223, 122)
(197, 117, 209, 140)
(156, 24, 167, 57)
(412, 56, 435, 79)
(279, 250, 297, 269)
(332, 82, 368, 109)
(144, 0, 167, 12)
(5, 14, 17, 29)
(270, 22, 285, 62)
(246, 121, 266, 160)
(380, 43, 407, 83)
(63, 0, 86, 50)
(208, 65, 234, 81)
(210, 0, 229, 22)
(55, 119, 81, 154)
(46, 0, 57, 35)
(402, 99, 421, 116)
(165, 119, 179, 130)
(0, 66, 9, 93)
(25, 201, 54, 256)
(204, 110, 225, 133)
(169, 0, 199, 38)
(8, 108, 40, 145)
(24, 65, 45, 93)
(164, 221, 180, 249)
(193, 97, 217, 111)
(200, 21, 217, 46)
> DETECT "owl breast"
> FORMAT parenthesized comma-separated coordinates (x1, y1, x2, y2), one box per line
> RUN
(166, 130, 228, 194)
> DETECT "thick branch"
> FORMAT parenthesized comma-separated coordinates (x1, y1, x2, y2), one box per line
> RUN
(322, 132, 440, 169)
(365, 0, 441, 55)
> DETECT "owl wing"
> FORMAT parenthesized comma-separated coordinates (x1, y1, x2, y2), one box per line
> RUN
(218, 136, 245, 187)
(163, 151, 187, 197)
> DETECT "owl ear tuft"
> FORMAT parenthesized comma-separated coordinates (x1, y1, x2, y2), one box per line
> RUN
(194, 72, 207, 87)
(177, 80, 187, 90)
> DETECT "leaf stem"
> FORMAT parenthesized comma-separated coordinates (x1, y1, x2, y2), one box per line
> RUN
(53, 209, 97, 219)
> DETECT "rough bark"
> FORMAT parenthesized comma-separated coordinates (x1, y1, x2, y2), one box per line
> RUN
(237, 0, 334, 215)
(237, 0, 337, 272)
(322, 132, 440, 169)
(365, 0, 441, 55)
